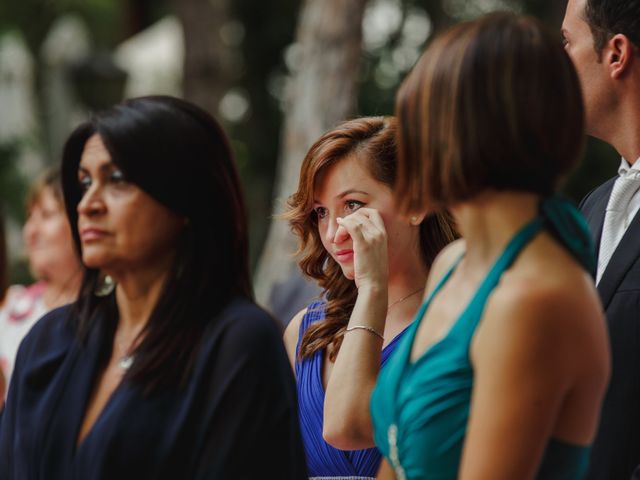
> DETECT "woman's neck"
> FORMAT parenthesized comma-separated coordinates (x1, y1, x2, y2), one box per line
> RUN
(386, 251, 429, 321)
(111, 262, 173, 336)
(451, 190, 540, 270)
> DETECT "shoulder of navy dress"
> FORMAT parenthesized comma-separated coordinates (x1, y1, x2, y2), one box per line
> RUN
(192, 296, 299, 422)
(204, 296, 284, 346)
(195, 296, 295, 383)
(13, 304, 76, 368)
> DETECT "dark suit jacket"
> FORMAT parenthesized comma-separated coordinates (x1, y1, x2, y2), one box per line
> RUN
(581, 178, 640, 480)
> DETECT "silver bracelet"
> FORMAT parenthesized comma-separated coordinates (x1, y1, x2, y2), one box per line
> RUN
(345, 325, 384, 341)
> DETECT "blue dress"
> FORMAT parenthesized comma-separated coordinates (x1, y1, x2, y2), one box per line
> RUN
(296, 301, 409, 479)
(0, 297, 307, 479)
(371, 199, 595, 480)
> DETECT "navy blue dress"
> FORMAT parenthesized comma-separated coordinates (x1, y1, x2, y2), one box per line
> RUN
(0, 297, 307, 479)
(295, 301, 408, 479)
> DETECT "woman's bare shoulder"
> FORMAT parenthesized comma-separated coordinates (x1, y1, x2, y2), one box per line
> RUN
(478, 268, 606, 372)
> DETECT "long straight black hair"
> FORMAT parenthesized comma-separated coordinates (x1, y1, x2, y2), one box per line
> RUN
(61, 96, 252, 393)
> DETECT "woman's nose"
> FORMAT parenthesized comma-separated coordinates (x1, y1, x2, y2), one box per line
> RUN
(77, 187, 106, 217)
(325, 216, 339, 244)
(328, 215, 350, 245)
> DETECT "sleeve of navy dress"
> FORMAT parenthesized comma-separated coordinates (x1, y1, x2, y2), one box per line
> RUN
(0, 298, 308, 480)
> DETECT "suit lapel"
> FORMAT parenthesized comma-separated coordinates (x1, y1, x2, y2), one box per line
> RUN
(598, 206, 640, 309)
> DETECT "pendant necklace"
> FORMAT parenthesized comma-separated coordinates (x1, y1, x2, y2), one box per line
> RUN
(115, 334, 136, 371)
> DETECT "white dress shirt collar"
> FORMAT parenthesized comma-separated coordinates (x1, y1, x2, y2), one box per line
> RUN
(618, 157, 640, 177)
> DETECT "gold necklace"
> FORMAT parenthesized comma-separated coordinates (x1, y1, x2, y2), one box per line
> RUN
(387, 287, 423, 311)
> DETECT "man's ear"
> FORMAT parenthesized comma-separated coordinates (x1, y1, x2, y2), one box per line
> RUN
(608, 34, 635, 79)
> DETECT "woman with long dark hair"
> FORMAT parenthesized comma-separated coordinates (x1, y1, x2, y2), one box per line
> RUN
(0, 96, 306, 479)
(284, 116, 457, 478)
(370, 14, 610, 479)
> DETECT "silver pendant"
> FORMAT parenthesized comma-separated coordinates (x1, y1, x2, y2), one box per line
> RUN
(119, 355, 134, 370)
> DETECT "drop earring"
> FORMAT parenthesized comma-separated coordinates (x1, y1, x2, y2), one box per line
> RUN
(95, 274, 115, 297)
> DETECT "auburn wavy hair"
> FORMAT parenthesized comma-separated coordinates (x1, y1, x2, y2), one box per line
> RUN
(286, 117, 458, 361)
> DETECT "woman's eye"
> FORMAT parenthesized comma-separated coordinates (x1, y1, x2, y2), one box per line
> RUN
(79, 176, 91, 192)
(345, 200, 364, 213)
(314, 207, 328, 219)
(110, 169, 127, 184)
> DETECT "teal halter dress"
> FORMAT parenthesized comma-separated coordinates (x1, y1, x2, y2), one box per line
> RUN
(370, 198, 595, 480)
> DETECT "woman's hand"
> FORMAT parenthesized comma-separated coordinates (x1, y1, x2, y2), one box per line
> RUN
(336, 208, 388, 292)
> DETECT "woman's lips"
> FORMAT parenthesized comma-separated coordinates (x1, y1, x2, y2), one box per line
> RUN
(334, 249, 354, 262)
(80, 228, 109, 241)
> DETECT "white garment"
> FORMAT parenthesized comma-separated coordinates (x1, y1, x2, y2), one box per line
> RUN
(0, 283, 47, 397)
(596, 157, 640, 284)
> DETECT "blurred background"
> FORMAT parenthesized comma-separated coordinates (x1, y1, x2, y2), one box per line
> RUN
(0, 0, 619, 319)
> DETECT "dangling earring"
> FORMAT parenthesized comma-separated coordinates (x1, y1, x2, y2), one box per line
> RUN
(95, 274, 115, 297)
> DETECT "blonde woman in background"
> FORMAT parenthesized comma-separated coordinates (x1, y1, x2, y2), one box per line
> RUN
(0, 169, 82, 403)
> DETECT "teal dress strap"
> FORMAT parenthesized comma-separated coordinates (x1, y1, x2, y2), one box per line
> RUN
(540, 195, 596, 276)
(420, 254, 464, 311)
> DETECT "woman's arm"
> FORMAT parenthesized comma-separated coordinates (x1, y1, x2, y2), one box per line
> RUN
(376, 458, 396, 479)
(322, 208, 389, 450)
(323, 229, 464, 450)
(323, 284, 387, 449)
(459, 282, 606, 479)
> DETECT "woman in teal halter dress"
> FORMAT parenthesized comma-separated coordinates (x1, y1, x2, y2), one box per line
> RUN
(370, 13, 611, 479)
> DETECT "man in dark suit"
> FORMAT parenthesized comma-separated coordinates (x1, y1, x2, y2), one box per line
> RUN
(562, 0, 640, 478)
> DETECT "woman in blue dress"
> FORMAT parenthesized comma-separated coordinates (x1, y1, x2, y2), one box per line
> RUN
(0, 96, 307, 479)
(284, 117, 458, 478)
(370, 13, 611, 480)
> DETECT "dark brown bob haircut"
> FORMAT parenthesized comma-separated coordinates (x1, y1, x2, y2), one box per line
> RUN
(286, 117, 458, 361)
(395, 13, 585, 213)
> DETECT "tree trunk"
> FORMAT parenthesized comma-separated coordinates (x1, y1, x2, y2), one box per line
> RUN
(254, 0, 369, 322)
(172, 0, 231, 115)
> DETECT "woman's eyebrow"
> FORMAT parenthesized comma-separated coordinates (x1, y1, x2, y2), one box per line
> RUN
(336, 189, 369, 199)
